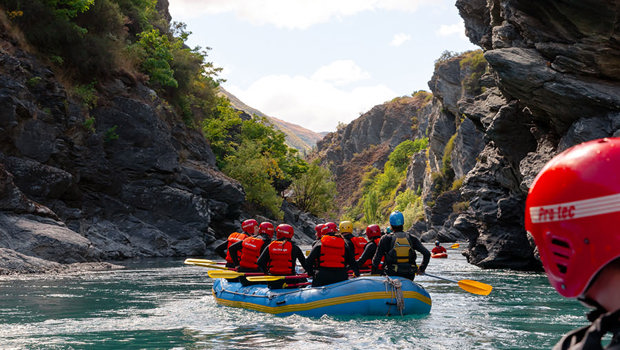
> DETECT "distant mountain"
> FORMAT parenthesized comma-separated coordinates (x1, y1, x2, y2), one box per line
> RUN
(218, 87, 325, 154)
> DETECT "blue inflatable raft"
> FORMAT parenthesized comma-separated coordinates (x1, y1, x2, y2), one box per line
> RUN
(212, 276, 432, 317)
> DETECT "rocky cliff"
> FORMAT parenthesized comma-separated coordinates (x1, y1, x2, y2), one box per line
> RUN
(451, 0, 620, 269)
(0, 20, 251, 273)
(311, 96, 429, 211)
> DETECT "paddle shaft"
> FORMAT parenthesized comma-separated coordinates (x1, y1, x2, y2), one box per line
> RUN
(423, 273, 458, 283)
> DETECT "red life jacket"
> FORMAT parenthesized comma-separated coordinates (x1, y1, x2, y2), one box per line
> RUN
(239, 237, 265, 269)
(268, 240, 294, 275)
(319, 235, 346, 268)
(351, 236, 369, 267)
(225, 232, 248, 264)
(432, 246, 447, 254)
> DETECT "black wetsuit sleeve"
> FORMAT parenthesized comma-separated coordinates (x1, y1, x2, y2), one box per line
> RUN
(292, 245, 309, 273)
(257, 248, 270, 273)
(228, 240, 243, 266)
(305, 244, 321, 275)
(356, 241, 376, 266)
(372, 236, 391, 269)
(214, 240, 228, 260)
(410, 235, 431, 272)
(344, 241, 359, 276)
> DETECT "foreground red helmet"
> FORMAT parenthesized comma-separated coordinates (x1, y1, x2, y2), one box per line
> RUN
(321, 222, 338, 235)
(365, 224, 381, 239)
(241, 219, 258, 234)
(258, 222, 275, 238)
(314, 224, 325, 239)
(276, 224, 294, 239)
(525, 138, 620, 298)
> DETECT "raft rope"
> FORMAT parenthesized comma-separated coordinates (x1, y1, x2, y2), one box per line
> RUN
(384, 276, 405, 316)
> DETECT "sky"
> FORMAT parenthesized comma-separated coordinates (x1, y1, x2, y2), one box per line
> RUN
(168, 0, 478, 132)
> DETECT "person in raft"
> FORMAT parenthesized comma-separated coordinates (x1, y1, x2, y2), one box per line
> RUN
(312, 223, 325, 248)
(340, 221, 368, 265)
(229, 221, 274, 273)
(525, 138, 620, 350)
(214, 219, 259, 268)
(257, 224, 310, 289)
(306, 222, 360, 287)
(372, 210, 430, 280)
(431, 241, 447, 255)
(356, 224, 383, 271)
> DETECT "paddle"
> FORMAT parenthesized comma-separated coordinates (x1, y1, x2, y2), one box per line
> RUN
(184, 258, 225, 265)
(184, 260, 231, 270)
(422, 273, 492, 296)
(450, 243, 460, 249)
(245, 274, 309, 282)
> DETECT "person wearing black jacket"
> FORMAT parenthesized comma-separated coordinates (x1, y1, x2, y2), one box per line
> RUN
(306, 222, 359, 287)
(214, 219, 258, 268)
(356, 224, 382, 270)
(372, 211, 430, 280)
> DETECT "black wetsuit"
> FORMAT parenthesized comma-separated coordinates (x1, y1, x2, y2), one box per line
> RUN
(372, 231, 430, 280)
(553, 309, 620, 350)
(306, 234, 359, 287)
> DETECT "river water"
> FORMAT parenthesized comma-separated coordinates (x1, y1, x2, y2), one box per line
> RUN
(0, 246, 588, 349)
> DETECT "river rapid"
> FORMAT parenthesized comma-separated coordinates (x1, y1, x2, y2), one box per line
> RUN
(0, 246, 588, 349)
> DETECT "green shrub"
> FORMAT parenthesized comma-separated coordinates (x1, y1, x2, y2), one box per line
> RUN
(289, 160, 336, 216)
(73, 82, 98, 109)
(222, 140, 284, 219)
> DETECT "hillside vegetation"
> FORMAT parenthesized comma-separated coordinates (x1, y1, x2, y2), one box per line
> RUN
(0, 0, 334, 219)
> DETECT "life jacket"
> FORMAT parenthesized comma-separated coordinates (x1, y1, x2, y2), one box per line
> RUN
(267, 240, 294, 275)
(432, 246, 447, 254)
(350, 236, 367, 260)
(239, 236, 266, 269)
(387, 232, 415, 269)
(319, 235, 346, 268)
(225, 232, 248, 264)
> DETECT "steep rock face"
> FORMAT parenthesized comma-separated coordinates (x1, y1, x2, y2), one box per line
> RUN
(313, 97, 427, 209)
(410, 52, 486, 243)
(0, 27, 247, 271)
(454, 0, 620, 269)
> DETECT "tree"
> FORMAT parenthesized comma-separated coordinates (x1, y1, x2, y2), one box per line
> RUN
(289, 160, 336, 216)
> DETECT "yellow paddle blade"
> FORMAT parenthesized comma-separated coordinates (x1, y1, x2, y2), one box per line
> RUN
(450, 243, 460, 249)
(184, 258, 217, 265)
(245, 275, 285, 282)
(207, 270, 244, 279)
(458, 279, 493, 296)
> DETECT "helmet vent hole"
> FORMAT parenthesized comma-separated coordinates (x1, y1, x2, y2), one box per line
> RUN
(556, 264, 567, 274)
(551, 238, 570, 248)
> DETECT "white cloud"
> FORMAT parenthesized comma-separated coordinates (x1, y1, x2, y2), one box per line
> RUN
(311, 60, 370, 86)
(226, 62, 395, 132)
(169, 0, 430, 29)
(390, 33, 411, 47)
(436, 21, 468, 39)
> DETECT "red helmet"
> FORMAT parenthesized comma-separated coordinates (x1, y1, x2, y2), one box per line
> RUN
(258, 222, 274, 238)
(241, 219, 258, 234)
(314, 224, 325, 239)
(525, 137, 620, 298)
(321, 222, 338, 235)
(276, 224, 294, 239)
(365, 224, 381, 239)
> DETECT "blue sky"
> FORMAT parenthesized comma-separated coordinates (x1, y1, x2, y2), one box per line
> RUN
(169, 1, 478, 132)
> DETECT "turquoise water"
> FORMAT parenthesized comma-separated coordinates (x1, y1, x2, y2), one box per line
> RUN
(0, 247, 588, 349)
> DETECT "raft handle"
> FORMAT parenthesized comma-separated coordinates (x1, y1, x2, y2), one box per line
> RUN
(276, 300, 286, 305)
